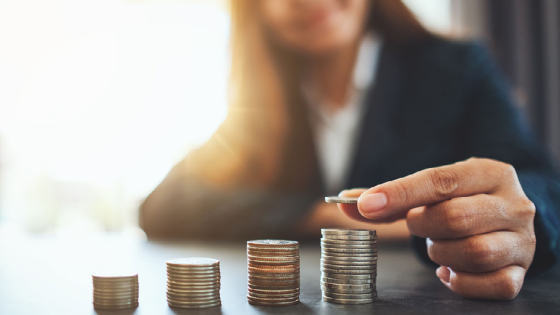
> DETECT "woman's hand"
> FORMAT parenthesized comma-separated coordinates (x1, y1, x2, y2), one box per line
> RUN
(338, 157, 536, 300)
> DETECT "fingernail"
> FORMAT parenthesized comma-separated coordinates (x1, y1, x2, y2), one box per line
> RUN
(359, 193, 387, 213)
(436, 266, 451, 284)
(338, 190, 348, 197)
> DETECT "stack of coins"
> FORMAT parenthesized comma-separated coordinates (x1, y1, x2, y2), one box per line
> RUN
(166, 258, 221, 309)
(92, 273, 139, 310)
(320, 229, 377, 304)
(247, 240, 300, 306)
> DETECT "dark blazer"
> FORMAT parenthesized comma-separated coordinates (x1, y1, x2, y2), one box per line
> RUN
(140, 38, 560, 275)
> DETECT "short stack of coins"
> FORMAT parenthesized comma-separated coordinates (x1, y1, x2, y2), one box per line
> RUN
(320, 229, 378, 304)
(247, 240, 300, 306)
(166, 258, 221, 309)
(92, 273, 139, 310)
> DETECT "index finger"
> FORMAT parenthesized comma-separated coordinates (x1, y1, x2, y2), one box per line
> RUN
(357, 158, 513, 220)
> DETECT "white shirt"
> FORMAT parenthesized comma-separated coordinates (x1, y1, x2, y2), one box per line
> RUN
(302, 34, 382, 194)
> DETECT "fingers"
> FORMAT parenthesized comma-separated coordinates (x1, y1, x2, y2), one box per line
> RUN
(406, 194, 521, 239)
(357, 158, 517, 220)
(436, 265, 526, 300)
(337, 189, 406, 223)
(426, 232, 534, 273)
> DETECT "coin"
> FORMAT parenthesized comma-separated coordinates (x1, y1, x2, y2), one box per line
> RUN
(321, 245, 376, 251)
(322, 296, 375, 304)
(323, 291, 377, 299)
(321, 288, 375, 295)
(321, 239, 377, 245)
(321, 260, 376, 267)
(167, 298, 221, 305)
(321, 276, 375, 284)
(321, 281, 375, 289)
(321, 253, 377, 262)
(248, 300, 299, 306)
(322, 235, 378, 240)
(324, 196, 359, 204)
(248, 240, 299, 246)
(321, 263, 376, 270)
(93, 303, 139, 310)
(248, 288, 300, 294)
(168, 301, 221, 309)
(321, 250, 377, 257)
(166, 258, 220, 267)
(321, 229, 376, 235)
(248, 267, 300, 274)
(247, 296, 299, 303)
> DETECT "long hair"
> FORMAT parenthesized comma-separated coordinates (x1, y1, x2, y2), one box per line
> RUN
(185, 0, 431, 189)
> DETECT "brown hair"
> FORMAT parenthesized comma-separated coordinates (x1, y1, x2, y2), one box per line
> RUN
(184, 0, 431, 189)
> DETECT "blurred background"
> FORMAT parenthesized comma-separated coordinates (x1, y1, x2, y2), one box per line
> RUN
(0, 0, 558, 236)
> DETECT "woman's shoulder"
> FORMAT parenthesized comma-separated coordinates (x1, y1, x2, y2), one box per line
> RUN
(405, 36, 498, 77)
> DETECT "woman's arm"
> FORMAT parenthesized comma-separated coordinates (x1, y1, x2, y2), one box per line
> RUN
(139, 159, 317, 240)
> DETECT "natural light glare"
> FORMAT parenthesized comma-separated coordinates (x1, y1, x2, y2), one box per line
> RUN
(0, 0, 229, 232)
(0, 0, 455, 234)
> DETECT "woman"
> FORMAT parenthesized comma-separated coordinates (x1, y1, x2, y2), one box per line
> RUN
(140, 0, 560, 300)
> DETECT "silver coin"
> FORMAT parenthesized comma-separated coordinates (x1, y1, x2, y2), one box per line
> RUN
(167, 296, 221, 303)
(321, 229, 376, 235)
(248, 258, 300, 265)
(92, 272, 138, 279)
(93, 303, 138, 310)
(321, 281, 376, 293)
(321, 245, 376, 251)
(322, 273, 376, 280)
(323, 291, 377, 299)
(321, 285, 375, 293)
(168, 301, 221, 309)
(321, 263, 376, 271)
(248, 299, 299, 306)
(321, 276, 375, 284)
(93, 290, 139, 297)
(248, 240, 299, 246)
(93, 298, 139, 305)
(248, 274, 299, 280)
(321, 268, 376, 275)
(322, 235, 378, 241)
(92, 285, 139, 291)
(167, 295, 220, 302)
(322, 296, 375, 304)
(247, 296, 299, 303)
(321, 259, 377, 267)
(321, 246, 378, 253)
(92, 282, 139, 288)
(93, 300, 139, 307)
(248, 284, 299, 290)
(248, 292, 300, 299)
(166, 257, 220, 267)
(167, 276, 220, 282)
(247, 252, 299, 258)
(167, 289, 220, 296)
(321, 252, 377, 259)
(167, 270, 219, 275)
(324, 196, 358, 204)
(248, 288, 300, 293)
(321, 239, 378, 246)
(321, 254, 377, 263)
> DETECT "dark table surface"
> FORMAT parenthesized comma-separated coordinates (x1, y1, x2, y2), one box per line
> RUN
(0, 233, 559, 315)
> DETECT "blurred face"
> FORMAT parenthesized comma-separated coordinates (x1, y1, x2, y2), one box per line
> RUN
(259, 0, 370, 56)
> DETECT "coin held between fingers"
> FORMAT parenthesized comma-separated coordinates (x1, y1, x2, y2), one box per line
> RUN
(325, 196, 359, 204)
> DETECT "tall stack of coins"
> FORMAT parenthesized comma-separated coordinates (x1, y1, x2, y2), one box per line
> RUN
(92, 273, 139, 310)
(247, 240, 300, 306)
(166, 258, 221, 309)
(320, 229, 377, 304)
